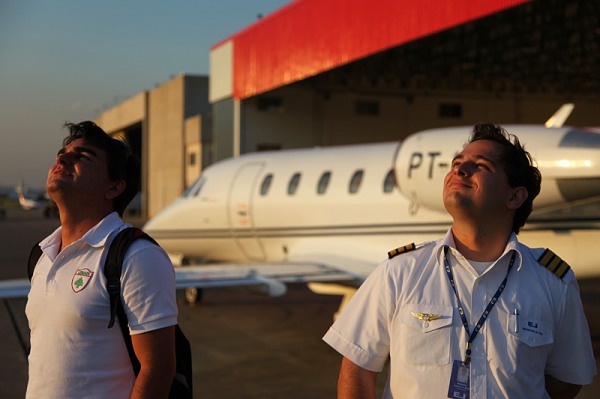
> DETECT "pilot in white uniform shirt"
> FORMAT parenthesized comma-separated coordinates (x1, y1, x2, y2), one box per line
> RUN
(323, 229, 596, 399)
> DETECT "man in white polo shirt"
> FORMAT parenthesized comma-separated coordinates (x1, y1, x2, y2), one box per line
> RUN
(26, 121, 178, 399)
(323, 124, 596, 398)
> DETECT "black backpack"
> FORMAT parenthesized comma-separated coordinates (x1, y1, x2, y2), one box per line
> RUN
(28, 227, 193, 399)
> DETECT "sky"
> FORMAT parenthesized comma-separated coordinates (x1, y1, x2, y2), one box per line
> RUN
(0, 0, 291, 191)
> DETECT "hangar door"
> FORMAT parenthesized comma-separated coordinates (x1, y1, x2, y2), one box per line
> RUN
(227, 163, 266, 260)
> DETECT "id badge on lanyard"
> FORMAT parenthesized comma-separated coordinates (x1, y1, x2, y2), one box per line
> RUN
(448, 360, 470, 399)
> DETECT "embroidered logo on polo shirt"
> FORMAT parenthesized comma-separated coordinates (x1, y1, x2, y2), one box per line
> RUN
(72, 268, 94, 293)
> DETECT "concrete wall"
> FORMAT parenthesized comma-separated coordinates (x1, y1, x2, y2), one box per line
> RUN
(209, 40, 233, 103)
(184, 115, 202, 188)
(147, 77, 185, 217)
(95, 92, 147, 132)
(242, 86, 319, 152)
(213, 99, 235, 162)
(185, 76, 211, 118)
(97, 74, 211, 219)
(146, 74, 210, 217)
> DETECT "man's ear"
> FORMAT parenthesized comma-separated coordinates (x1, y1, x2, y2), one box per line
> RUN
(105, 180, 126, 200)
(507, 186, 528, 210)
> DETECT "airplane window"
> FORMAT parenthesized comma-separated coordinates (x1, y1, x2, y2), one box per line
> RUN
(260, 174, 273, 196)
(190, 177, 206, 197)
(288, 173, 301, 195)
(182, 185, 195, 198)
(317, 171, 331, 195)
(560, 129, 600, 148)
(183, 176, 206, 198)
(383, 169, 396, 193)
(349, 170, 364, 194)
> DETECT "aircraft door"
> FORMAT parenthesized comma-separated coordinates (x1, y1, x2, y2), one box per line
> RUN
(227, 163, 266, 260)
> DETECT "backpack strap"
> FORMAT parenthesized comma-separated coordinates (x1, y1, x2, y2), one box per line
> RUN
(105, 227, 158, 376)
(105, 227, 158, 328)
(27, 242, 43, 281)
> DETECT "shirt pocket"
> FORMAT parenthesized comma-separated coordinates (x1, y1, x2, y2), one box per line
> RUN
(397, 304, 454, 369)
(505, 313, 554, 373)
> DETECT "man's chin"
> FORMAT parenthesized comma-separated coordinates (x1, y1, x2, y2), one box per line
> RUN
(443, 196, 473, 214)
(46, 180, 69, 195)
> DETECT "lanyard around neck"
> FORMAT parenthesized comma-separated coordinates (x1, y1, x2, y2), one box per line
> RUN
(443, 245, 516, 365)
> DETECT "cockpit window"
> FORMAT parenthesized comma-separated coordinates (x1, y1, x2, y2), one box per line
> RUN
(560, 129, 600, 148)
(183, 176, 206, 198)
(260, 174, 273, 196)
(349, 170, 364, 194)
(288, 173, 301, 195)
(317, 171, 331, 195)
(383, 169, 396, 193)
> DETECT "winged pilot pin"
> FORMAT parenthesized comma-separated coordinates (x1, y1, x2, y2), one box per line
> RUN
(411, 312, 442, 327)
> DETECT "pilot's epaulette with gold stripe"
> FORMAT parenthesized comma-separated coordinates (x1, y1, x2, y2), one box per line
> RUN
(537, 249, 571, 279)
(388, 243, 416, 259)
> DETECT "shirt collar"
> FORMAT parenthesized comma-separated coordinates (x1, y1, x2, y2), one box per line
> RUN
(82, 212, 125, 248)
(435, 228, 523, 272)
(39, 212, 125, 257)
(39, 226, 63, 261)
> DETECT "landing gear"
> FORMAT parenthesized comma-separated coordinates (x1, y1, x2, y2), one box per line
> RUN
(177, 257, 204, 304)
(307, 282, 358, 320)
(184, 287, 203, 304)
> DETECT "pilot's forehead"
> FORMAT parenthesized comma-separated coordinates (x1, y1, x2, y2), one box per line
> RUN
(58, 139, 102, 158)
(456, 140, 502, 162)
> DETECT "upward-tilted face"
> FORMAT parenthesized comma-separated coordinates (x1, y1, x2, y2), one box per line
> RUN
(47, 138, 112, 202)
(443, 139, 520, 221)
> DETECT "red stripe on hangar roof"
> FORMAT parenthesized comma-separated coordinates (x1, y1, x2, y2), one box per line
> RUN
(227, 0, 529, 99)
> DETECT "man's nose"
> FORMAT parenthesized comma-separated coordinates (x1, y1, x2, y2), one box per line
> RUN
(56, 152, 73, 165)
(454, 162, 472, 176)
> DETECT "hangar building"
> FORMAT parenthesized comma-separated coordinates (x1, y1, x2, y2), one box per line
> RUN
(97, 0, 600, 218)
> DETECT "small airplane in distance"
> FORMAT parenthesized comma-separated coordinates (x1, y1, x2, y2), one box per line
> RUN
(15, 180, 48, 211)
(2, 105, 600, 313)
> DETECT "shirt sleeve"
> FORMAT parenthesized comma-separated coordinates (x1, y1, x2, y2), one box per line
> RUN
(120, 241, 178, 334)
(323, 260, 394, 372)
(545, 273, 596, 384)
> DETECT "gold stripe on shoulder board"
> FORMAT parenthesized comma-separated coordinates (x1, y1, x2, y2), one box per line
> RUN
(388, 243, 416, 259)
(537, 249, 571, 279)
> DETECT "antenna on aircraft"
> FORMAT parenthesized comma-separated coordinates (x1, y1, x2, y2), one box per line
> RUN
(545, 103, 575, 128)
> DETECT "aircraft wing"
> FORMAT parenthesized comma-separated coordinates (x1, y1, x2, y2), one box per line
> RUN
(0, 260, 362, 300)
(174, 261, 361, 297)
(0, 279, 30, 299)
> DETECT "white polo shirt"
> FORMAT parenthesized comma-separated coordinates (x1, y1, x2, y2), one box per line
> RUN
(26, 212, 178, 399)
(323, 229, 596, 398)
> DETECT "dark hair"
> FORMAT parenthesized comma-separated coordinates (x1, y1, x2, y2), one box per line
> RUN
(62, 121, 140, 216)
(468, 123, 541, 233)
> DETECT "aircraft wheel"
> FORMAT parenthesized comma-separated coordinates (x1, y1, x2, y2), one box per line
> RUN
(185, 287, 203, 304)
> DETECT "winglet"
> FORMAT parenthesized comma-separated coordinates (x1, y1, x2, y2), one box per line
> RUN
(545, 103, 574, 128)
